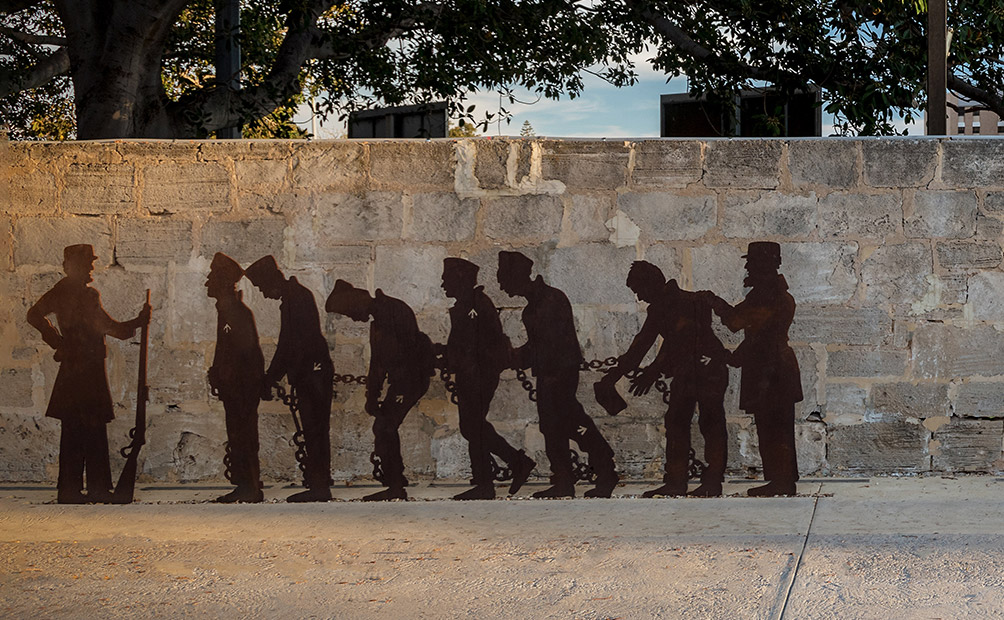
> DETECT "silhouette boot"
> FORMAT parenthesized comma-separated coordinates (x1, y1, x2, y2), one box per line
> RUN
(508, 451, 536, 495)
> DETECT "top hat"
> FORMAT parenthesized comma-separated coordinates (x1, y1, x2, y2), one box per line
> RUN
(209, 252, 244, 284)
(245, 255, 281, 285)
(63, 244, 97, 264)
(742, 242, 782, 268)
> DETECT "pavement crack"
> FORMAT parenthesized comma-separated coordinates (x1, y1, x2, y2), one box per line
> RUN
(776, 482, 822, 620)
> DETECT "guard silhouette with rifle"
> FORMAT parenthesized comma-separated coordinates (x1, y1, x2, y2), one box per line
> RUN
(496, 251, 618, 499)
(596, 261, 729, 497)
(439, 257, 536, 500)
(325, 279, 435, 501)
(246, 255, 334, 502)
(27, 244, 150, 504)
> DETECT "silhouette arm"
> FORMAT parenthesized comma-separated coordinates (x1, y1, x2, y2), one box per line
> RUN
(27, 289, 63, 351)
(609, 314, 658, 382)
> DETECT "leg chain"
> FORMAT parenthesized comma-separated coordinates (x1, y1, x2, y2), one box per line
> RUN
(569, 449, 597, 484)
(275, 385, 311, 487)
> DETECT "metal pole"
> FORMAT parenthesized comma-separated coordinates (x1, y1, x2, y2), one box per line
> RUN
(927, 0, 947, 135)
(215, 0, 242, 139)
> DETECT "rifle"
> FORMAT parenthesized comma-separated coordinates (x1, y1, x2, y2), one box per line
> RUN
(111, 290, 150, 504)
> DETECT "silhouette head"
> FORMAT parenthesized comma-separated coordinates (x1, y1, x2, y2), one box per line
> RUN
(206, 252, 244, 299)
(325, 279, 373, 322)
(626, 261, 666, 303)
(63, 244, 97, 284)
(496, 251, 534, 297)
(742, 242, 782, 284)
(245, 255, 285, 300)
(442, 258, 479, 299)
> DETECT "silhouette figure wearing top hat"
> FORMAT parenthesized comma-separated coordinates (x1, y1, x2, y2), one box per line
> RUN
(27, 244, 151, 504)
(246, 256, 334, 503)
(206, 253, 265, 503)
(597, 261, 729, 497)
(496, 251, 618, 499)
(440, 258, 536, 500)
(325, 280, 435, 501)
(706, 242, 802, 497)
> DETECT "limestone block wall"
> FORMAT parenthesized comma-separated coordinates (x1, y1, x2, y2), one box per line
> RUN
(2, 137, 1003, 483)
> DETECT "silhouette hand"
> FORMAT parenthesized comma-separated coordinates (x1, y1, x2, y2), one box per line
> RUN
(138, 302, 152, 325)
(629, 367, 659, 397)
(261, 382, 275, 401)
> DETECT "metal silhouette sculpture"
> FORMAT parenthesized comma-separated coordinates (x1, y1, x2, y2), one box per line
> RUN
(707, 242, 802, 497)
(596, 261, 729, 497)
(325, 280, 435, 501)
(207, 253, 264, 503)
(439, 258, 536, 500)
(496, 251, 618, 499)
(246, 256, 334, 503)
(110, 289, 151, 504)
(26, 244, 151, 504)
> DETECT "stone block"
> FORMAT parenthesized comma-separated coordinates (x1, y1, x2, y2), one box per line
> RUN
(827, 348, 909, 378)
(782, 242, 858, 304)
(409, 193, 479, 242)
(913, 324, 1004, 379)
(906, 191, 977, 239)
(0, 367, 33, 408)
(201, 217, 286, 264)
(303, 191, 404, 247)
(827, 418, 929, 471)
(540, 140, 629, 190)
(369, 141, 454, 190)
(825, 383, 869, 415)
(63, 164, 135, 214)
(430, 429, 471, 479)
(573, 308, 644, 361)
(0, 215, 12, 271)
(872, 382, 950, 418)
(976, 214, 1003, 241)
(936, 241, 1002, 271)
(794, 345, 820, 415)
(234, 158, 288, 189)
(473, 139, 512, 189)
(861, 139, 938, 187)
(942, 139, 1004, 188)
(373, 245, 449, 313)
(0, 412, 59, 481)
(616, 193, 716, 241)
(796, 421, 827, 475)
(148, 348, 208, 405)
(721, 191, 818, 238)
(5, 168, 57, 214)
(600, 420, 663, 478)
(482, 194, 563, 241)
(640, 245, 684, 283)
(954, 382, 1004, 418)
(13, 217, 113, 267)
(703, 140, 782, 189)
(89, 268, 167, 334)
(966, 272, 1004, 322)
(565, 194, 614, 243)
(818, 192, 901, 239)
(790, 306, 892, 346)
(932, 419, 1003, 472)
(546, 244, 637, 305)
(985, 191, 1004, 213)
(788, 139, 858, 188)
(143, 162, 230, 213)
(691, 244, 746, 303)
(167, 268, 217, 345)
(289, 142, 367, 190)
(116, 219, 193, 267)
(860, 243, 932, 305)
(631, 141, 702, 188)
(143, 406, 227, 482)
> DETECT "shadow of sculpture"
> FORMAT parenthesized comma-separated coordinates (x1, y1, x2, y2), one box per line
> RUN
(26, 244, 150, 504)
(496, 251, 618, 499)
(246, 256, 335, 503)
(325, 280, 435, 501)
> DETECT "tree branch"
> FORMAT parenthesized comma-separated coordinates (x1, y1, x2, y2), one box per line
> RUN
(308, 2, 445, 61)
(948, 74, 1004, 120)
(0, 25, 67, 47)
(0, 46, 69, 97)
(0, 0, 41, 13)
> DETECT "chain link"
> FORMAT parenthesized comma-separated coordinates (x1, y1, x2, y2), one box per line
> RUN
(275, 384, 310, 487)
(333, 374, 367, 386)
(569, 449, 597, 483)
(514, 368, 537, 402)
(222, 441, 234, 483)
(369, 451, 385, 484)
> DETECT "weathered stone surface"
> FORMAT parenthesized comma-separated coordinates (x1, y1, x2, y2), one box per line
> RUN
(14, 217, 113, 267)
(0, 215, 12, 271)
(860, 243, 932, 305)
(0, 367, 33, 408)
(370, 141, 454, 189)
(825, 383, 869, 415)
(703, 140, 782, 189)
(167, 268, 217, 345)
(906, 191, 978, 239)
(914, 324, 1004, 379)
(473, 140, 511, 189)
(201, 217, 286, 264)
(966, 272, 1004, 322)
(827, 418, 929, 471)
(565, 194, 614, 243)
(818, 192, 901, 239)
(861, 139, 938, 187)
(289, 142, 366, 190)
(143, 162, 230, 213)
(828, 348, 908, 378)
(5, 168, 57, 214)
(148, 348, 208, 405)
(796, 421, 827, 475)
(482, 194, 563, 241)
(89, 268, 167, 333)
(942, 139, 1004, 187)
(631, 141, 702, 188)
(931, 419, 1003, 472)
(872, 382, 949, 418)
(721, 191, 817, 238)
(954, 382, 1004, 418)
(143, 406, 227, 482)
(540, 140, 629, 190)
(976, 214, 1003, 240)
(547, 245, 637, 306)
(0, 412, 59, 481)
(782, 242, 857, 304)
(936, 241, 1002, 271)
(790, 306, 892, 346)
(303, 192, 404, 246)
(794, 345, 820, 415)
(691, 244, 746, 303)
(573, 308, 644, 361)
(641, 245, 684, 282)
(373, 245, 449, 313)
(409, 193, 479, 242)
(788, 139, 858, 188)
(63, 164, 135, 214)
(985, 191, 1004, 213)
(117, 219, 193, 266)
(617, 193, 716, 241)
(234, 159, 288, 189)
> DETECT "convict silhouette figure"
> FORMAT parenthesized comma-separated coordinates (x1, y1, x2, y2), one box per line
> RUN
(440, 258, 536, 500)
(325, 280, 435, 501)
(597, 261, 729, 497)
(707, 242, 802, 497)
(27, 244, 151, 504)
(206, 253, 265, 503)
(246, 256, 334, 502)
(496, 251, 618, 498)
